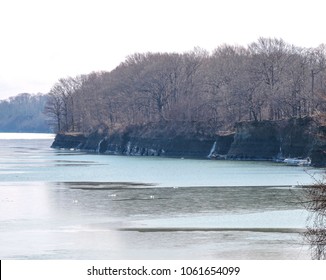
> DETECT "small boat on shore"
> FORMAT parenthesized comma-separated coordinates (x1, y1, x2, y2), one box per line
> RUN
(283, 157, 311, 166)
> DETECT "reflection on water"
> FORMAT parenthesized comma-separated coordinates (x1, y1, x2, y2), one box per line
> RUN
(0, 134, 321, 259)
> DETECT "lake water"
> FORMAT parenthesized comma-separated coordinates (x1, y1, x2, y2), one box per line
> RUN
(0, 133, 324, 259)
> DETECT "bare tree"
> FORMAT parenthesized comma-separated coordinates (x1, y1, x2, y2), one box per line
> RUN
(44, 38, 326, 136)
(44, 91, 63, 132)
(302, 179, 326, 260)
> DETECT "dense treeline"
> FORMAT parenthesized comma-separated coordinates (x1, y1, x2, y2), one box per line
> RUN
(0, 93, 50, 132)
(45, 38, 326, 135)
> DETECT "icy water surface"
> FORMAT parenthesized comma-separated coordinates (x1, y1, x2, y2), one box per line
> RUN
(0, 133, 323, 259)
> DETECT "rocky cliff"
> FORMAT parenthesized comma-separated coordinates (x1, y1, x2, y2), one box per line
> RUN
(52, 130, 233, 159)
(309, 125, 326, 167)
(51, 133, 86, 149)
(227, 117, 316, 160)
(51, 117, 326, 166)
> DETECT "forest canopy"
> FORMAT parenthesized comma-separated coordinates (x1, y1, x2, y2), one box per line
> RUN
(45, 38, 326, 136)
(0, 93, 50, 132)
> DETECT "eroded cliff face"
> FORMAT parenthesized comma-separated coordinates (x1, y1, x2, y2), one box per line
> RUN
(51, 118, 326, 166)
(227, 117, 317, 161)
(227, 121, 280, 160)
(51, 133, 86, 149)
(51, 130, 233, 159)
(310, 125, 326, 167)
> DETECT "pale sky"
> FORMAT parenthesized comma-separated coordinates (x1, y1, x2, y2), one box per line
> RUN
(0, 0, 325, 100)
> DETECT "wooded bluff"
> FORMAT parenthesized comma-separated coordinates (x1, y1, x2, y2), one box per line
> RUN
(44, 38, 326, 165)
